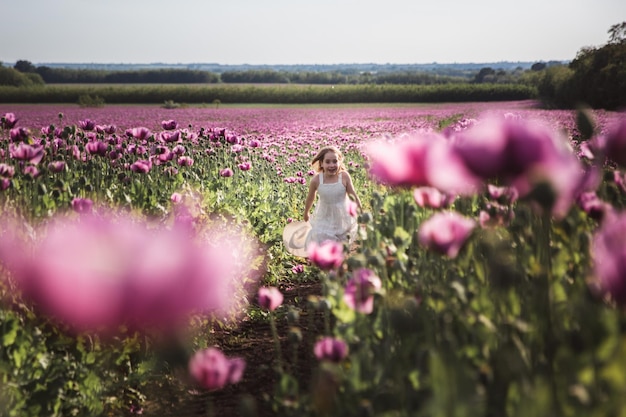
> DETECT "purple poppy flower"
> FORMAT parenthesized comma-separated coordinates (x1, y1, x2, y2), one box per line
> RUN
(602, 118, 626, 168)
(343, 268, 382, 314)
(0, 178, 10, 191)
(160, 130, 181, 143)
(161, 119, 178, 130)
(177, 156, 194, 167)
(188, 347, 245, 391)
(47, 161, 66, 173)
(78, 119, 96, 131)
(1, 112, 18, 129)
(171, 192, 183, 204)
(86, 140, 108, 157)
(0, 210, 261, 334)
(9, 143, 45, 165)
(413, 187, 454, 209)
(238, 162, 251, 171)
(126, 127, 152, 140)
(0, 163, 15, 178)
(367, 133, 479, 195)
(590, 211, 626, 306)
(220, 168, 234, 177)
(308, 241, 344, 270)
(314, 337, 349, 362)
(9, 127, 29, 142)
(258, 286, 284, 311)
(130, 160, 152, 173)
(418, 211, 476, 258)
(71, 197, 93, 214)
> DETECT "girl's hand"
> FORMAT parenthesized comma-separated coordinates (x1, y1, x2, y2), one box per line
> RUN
(304, 213, 310, 222)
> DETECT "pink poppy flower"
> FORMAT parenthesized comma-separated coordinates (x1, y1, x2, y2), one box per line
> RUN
(188, 347, 245, 391)
(23, 165, 39, 178)
(171, 192, 183, 204)
(161, 119, 178, 130)
(130, 160, 152, 173)
(413, 187, 454, 209)
(258, 286, 284, 311)
(602, 118, 626, 168)
(177, 156, 194, 167)
(343, 268, 382, 314)
(126, 127, 152, 140)
(314, 337, 349, 362)
(308, 241, 344, 270)
(238, 162, 252, 171)
(9, 143, 45, 165)
(47, 161, 66, 173)
(0, 178, 10, 191)
(220, 168, 234, 177)
(367, 133, 479, 195)
(1, 112, 18, 129)
(590, 211, 626, 306)
(452, 116, 585, 216)
(0, 163, 15, 178)
(78, 119, 96, 131)
(9, 127, 29, 143)
(0, 211, 260, 333)
(71, 197, 93, 214)
(86, 140, 108, 157)
(418, 211, 476, 258)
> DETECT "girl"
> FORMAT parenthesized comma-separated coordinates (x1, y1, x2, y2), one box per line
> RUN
(303, 146, 362, 248)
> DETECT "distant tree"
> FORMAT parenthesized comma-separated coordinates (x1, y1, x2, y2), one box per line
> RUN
(14, 60, 36, 73)
(608, 21, 626, 44)
(531, 62, 547, 71)
(535, 21, 626, 109)
(473, 67, 496, 83)
(0, 66, 41, 86)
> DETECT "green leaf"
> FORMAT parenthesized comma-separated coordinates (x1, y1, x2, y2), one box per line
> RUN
(2, 319, 18, 347)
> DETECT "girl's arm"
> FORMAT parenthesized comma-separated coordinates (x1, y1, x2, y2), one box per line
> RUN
(303, 175, 319, 222)
(344, 172, 362, 211)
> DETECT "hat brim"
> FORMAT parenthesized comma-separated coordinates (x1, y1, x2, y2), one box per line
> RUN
(282, 221, 311, 258)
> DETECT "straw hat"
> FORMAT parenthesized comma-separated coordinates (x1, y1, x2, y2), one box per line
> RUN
(282, 221, 311, 258)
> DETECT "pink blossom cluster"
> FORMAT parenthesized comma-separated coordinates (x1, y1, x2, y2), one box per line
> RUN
(0, 210, 260, 334)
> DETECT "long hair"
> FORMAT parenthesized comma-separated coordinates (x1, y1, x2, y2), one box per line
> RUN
(311, 146, 346, 173)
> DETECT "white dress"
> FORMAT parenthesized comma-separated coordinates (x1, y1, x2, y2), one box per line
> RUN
(305, 172, 358, 248)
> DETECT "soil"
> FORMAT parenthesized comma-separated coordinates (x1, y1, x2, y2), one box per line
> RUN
(140, 279, 324, 417)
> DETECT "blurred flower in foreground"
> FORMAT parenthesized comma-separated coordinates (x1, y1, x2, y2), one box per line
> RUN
(258, 286, 284, 311)
(451, 116, 586, 217)
(188, 347, 245, 391)
(0, 210, 261, 334)
(601, 118, 626, 168)
(366, 132, 479, 195)
(418, 211, 476, 258)
(314, 337, 349, 362)
(590, 211, 626, 306)
(343, 268, 382, 314)
(308, 241, 344, 270)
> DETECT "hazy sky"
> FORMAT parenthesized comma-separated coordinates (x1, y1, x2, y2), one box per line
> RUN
(2, 0, 625, 65)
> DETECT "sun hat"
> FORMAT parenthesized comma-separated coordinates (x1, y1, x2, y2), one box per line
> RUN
(282, 221, 311, 258)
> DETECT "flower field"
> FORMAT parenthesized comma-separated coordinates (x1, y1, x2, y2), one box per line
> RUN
(1, 101, 626, 417)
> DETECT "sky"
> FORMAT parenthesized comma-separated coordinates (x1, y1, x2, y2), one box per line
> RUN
(2, 0, 625, 65)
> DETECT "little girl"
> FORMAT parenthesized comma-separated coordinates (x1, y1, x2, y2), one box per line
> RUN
(303, 146, 362, 248)
(283, 146, 362, 257)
